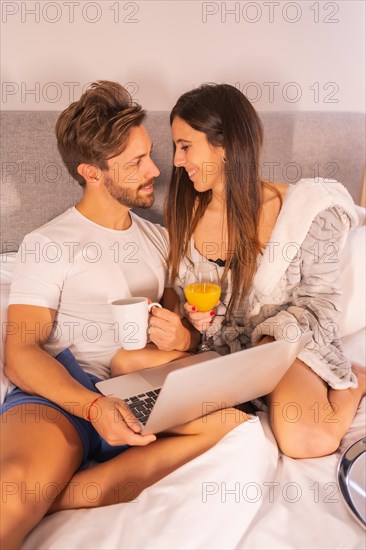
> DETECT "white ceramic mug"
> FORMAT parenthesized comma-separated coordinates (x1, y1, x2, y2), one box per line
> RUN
(111, 297, 162, 350)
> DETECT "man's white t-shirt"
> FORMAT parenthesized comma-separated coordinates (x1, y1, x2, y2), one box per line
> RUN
(9, 208, 169, 379)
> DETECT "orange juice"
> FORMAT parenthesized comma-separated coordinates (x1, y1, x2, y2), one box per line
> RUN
(184, 283, 221, 312)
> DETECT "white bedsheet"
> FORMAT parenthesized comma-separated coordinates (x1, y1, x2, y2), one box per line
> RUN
(23, 330, 365, 550)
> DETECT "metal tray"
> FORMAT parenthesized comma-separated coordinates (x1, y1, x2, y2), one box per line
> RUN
(337, 437, 366, 529)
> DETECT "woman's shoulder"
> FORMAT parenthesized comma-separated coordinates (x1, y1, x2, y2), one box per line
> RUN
(261, 181, 289, 204)
(258, 182, 289, 246)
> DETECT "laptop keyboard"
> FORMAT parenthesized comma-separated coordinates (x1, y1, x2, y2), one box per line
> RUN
(124, 389, 162, 425)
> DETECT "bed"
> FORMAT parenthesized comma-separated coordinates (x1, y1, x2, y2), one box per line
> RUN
(1, 110, 365, 549)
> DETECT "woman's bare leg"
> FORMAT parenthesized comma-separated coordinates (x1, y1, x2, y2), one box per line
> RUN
(50, 407, 248, 511)
(0, 405, 84, 550)
(267, 360, 366, 458)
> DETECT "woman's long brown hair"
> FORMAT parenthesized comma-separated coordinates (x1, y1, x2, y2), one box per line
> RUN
(165, 84, 270, 317)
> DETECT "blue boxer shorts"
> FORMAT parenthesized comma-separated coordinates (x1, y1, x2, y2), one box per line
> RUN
(0, 348, 129, 467)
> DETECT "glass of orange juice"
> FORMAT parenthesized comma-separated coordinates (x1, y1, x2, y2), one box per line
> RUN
(184, 262, 221, 351)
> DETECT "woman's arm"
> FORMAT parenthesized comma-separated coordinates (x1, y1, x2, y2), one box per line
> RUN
(251, 207, 357, 389)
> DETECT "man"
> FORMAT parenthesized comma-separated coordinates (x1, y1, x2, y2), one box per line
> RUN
(0, 81, 247, 548)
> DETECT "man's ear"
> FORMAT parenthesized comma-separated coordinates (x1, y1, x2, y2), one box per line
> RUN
(77, 163, 102, 186)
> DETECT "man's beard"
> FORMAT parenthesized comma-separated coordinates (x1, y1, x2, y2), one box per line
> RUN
(104, 175, 155, 209)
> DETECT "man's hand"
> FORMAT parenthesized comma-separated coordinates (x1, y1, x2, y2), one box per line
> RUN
(148, 306, 191, 352)
(88, 396, 156, 446)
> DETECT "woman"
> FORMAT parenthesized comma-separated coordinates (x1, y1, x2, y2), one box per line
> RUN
(164, 83, 365, 459)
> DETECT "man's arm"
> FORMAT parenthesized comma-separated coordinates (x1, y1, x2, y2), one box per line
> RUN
(5, 304, 156, 446)
(5, 304, 99, 414)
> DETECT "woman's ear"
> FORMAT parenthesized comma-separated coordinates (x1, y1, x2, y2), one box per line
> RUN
(77, 163, 102, 186)
(221, 147, 227, 164)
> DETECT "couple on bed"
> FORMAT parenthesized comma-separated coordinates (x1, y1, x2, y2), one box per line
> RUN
(1, 81, 365, 549)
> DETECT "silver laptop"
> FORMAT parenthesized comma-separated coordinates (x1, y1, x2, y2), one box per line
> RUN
(96, 333, 309, 434)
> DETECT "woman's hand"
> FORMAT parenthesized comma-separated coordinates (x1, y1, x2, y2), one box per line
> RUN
(183, 302, 216, 333)
(148, 306, 191, 352)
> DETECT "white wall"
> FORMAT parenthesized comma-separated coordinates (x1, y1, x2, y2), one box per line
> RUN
(1, 0, 365, 111)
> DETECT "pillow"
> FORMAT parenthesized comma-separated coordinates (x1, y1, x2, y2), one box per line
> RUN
(0, 252, 17, 284)
(339, 223, 366, 337)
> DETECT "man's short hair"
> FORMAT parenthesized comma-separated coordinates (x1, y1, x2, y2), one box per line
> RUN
(56, 81, 146, 186)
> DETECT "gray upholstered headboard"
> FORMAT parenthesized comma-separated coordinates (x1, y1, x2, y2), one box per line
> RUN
(1, 111, 365, 253)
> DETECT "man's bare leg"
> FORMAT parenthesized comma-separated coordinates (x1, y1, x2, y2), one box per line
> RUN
(0, 405, 84, 550)
(50, 407, 248, 510)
